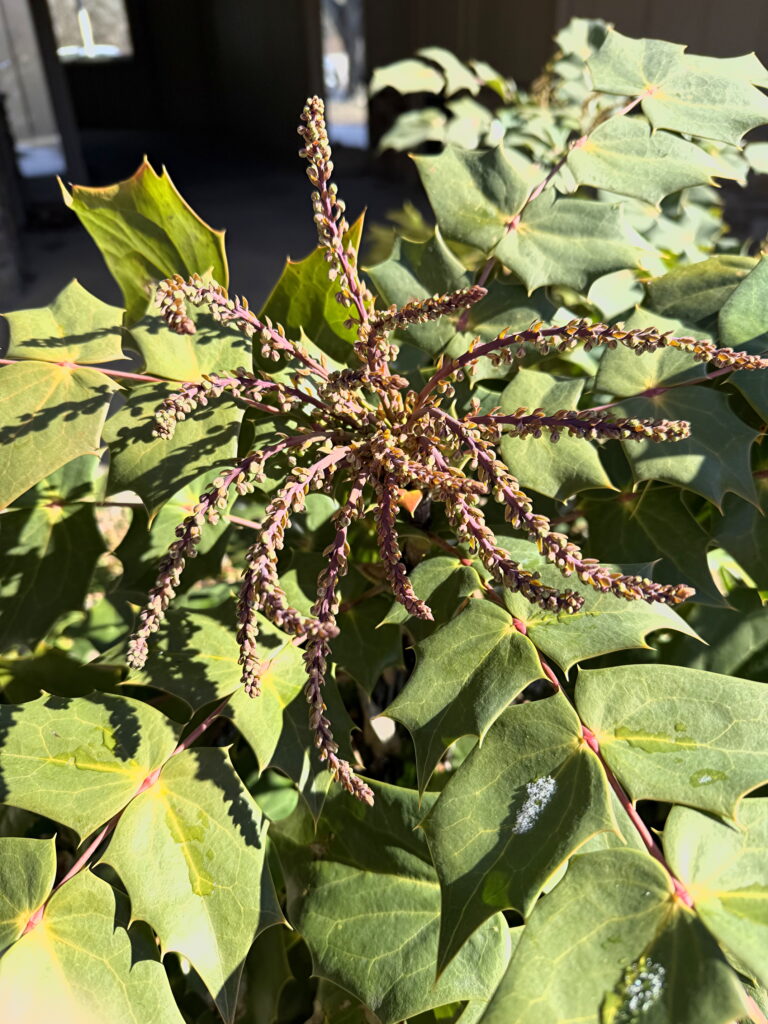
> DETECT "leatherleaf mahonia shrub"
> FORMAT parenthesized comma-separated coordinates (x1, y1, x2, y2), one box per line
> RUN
(3, 24, 768, 1024)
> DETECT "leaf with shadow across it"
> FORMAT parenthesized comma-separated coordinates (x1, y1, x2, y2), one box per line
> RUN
(3, 280, 125, 365)
(126, 309, 250, 382)
(0, 837, 56, 954)
(104, 747, 283, 1024)
(271, 782, 512, 1024)
(0, 692, 177, 839)
(0, 362, 118, 510)
(103, 381, 242, 520)
(0, 869, 184, 1024)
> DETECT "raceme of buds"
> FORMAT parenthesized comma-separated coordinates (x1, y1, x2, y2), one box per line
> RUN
(128, 96, 768, 804)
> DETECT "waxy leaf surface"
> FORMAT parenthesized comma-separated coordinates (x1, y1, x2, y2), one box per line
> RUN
(0, 837, 56, 954)
(104, 748, 282, 1022)
(575, 664, 768, 818)
(0, 692, 177, 838)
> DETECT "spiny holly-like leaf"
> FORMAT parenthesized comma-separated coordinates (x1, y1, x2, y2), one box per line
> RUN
(0, 838, 56, 954)
(714, 488, 768, 589)
(60, 160, 228, 323)
(0, 692, 177, 839)
(580, 488, 725, 607)
(127, 310, 250, 382)
(499, 369, 614, 499)
(613, 387, 758, 508)
(575, 664, 768, 819)
(595, 308, 706, 396)
(272, 782, 512, 1024)
(369, 57, 445, 96)
(0, 869, 184, 1024)
(377, 108, 448, 153)
(332, 593, 402, 692)
(0, 361, 118, 510)
(260, 216, 366, 365)
(0, 456, 106, 650)
(129, 610, 306, 772)
(587, 30, 768, 145)
(498, 538, 697, 672)
(103, 381, 242, 519)
(384, 598, 543, 789)
(718, 252, 768, 351)
(413, 146, 532, 254)
(567, 117, 740, 205)
(380, 554, 483, 641)
(685, 51, 768, 87)
(3, 280, 125, 365)
(417, 47, 480, 97)
(664, 799, 768, 988)
(366, 230, 471, 355)
(104, 747, 283, 1023)
(422, 691, 616, 971)
(494, 191, 652, 294)
(663, 587, 768, 680)
(480, 849, 748, 1024)
(646, 254, 755, 322)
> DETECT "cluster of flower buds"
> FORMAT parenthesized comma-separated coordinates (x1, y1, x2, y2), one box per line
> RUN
(131, 95, 768, 805)
(474, 407, 692, 444)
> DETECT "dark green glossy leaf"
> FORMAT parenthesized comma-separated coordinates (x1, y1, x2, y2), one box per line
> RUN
(423, 691, 616, 970)
(273, 783, 512, 1024)
(380, 554, 483, 641)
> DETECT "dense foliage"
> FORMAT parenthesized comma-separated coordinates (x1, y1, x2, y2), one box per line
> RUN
(1, 18, 768, 1024)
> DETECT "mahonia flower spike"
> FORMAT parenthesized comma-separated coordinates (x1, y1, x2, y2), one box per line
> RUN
(127, 97, 768, 804)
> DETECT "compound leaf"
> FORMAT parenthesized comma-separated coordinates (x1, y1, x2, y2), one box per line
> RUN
(0, 869, 184, 1024)
(575, 664, 768, 819)
(567, 117, 739, 206)
(588, 30, 768, 145)
(104, 747, 282, 1022)
(423, 691, 616, 971)
(273, 782, 512, 1024)
(0, 692, 177, 839)
(60, 161, 228, 323)
(494, 191, 651, 293)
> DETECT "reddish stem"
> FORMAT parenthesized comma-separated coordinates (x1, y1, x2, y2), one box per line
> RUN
(580, 723, 693, 906)
(586, 365, 735, 412)
(21, 693, 234, 933)
(0, 356, 167, 383)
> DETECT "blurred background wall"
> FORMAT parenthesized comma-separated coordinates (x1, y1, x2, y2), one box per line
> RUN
(1, 0, 767, 308)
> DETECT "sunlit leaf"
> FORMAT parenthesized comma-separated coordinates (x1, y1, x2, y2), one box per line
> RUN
(60, 161, 228, 323)
(576, 663, 768, 819)
(104, 748, 283, 1022)
(0, 870, 184, 1024)
(0, 838, 56, 954)
(0, 692, 177, 838)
